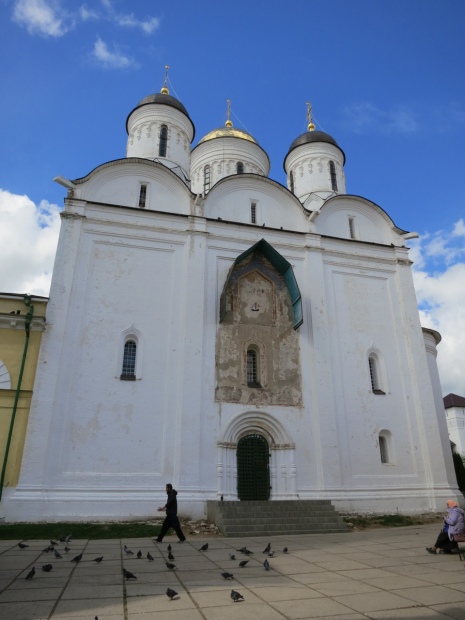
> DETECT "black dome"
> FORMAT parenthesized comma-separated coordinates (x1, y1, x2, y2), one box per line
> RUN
(285, 130, 345, 165)
(126, 93, 195, 139)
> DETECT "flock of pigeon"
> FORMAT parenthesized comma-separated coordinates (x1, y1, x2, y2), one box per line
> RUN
(18, 536, 290, 604)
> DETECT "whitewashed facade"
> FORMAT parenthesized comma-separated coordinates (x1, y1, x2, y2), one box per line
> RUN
(4, 87, 461, 521)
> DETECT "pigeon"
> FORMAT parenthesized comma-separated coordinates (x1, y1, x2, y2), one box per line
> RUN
(71, 553, 82, 563)
(50, 539, 58, 546)
(199, 543, 209, 551)
(283, 547, 288, 554)
(237, 546, 253, 555)
(221, 571, 234, 579)
(123, 568, 137, 580)
(229, 553, 236, 560)
(147, 552, 154, 561)
(264, 559, 270, 571)
(54, 549, 62, 559)
(166, 587, 178, 600)
(268, 551, 274, 557)
(18, 542, 29, 549)
(93, 556, 103, 563)
(168, 551, 175, 561)
(136, 550, 142, 559)
(43, 545, 53, 553)
(59, 534, 72, 543)
(42, 564, 53, 572)
(165, 562, 178, 570)
(230, 589, 244, 602)
(167, 544, 172, 552)
(25, 567, 35, 580)
(238, 560, 249, 567)
(64, 546, 70, 553)
(124, 545, 134, 555)
(263, 542, 271, 554)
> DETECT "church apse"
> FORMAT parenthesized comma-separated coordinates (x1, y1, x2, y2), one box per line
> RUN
(216, 240, 302, 406)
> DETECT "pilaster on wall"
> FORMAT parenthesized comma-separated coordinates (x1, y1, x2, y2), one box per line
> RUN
(15, 200, 87, 491)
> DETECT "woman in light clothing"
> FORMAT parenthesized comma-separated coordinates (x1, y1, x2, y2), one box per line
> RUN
(426, 500, 465, 554)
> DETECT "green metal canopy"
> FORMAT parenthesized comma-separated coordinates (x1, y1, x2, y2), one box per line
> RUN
(232, 239, 303, 330)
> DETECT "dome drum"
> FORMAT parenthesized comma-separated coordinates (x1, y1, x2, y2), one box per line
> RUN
(285, 141, 346, 200)
(126, 103, 194, 177)
(191, 136, 270, 194)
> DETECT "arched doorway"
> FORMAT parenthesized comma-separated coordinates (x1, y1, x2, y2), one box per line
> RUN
(237, 433, 270, 500)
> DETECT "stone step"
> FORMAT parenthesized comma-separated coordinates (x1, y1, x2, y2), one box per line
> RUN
(206, 500, 348, 537)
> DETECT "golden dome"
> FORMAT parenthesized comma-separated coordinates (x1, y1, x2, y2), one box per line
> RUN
(198, 126, 258, 145)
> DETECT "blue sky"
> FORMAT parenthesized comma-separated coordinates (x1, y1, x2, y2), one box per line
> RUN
(0, 0, 464, 396)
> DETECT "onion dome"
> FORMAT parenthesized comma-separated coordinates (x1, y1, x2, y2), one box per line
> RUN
(125, 93, 193, 135)
(191, 100, 270, 194)
(286, 130, 345, 163)
(198, 125, 257, 145)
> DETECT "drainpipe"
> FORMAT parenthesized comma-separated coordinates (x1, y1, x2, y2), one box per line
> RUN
(0, 295, 34, 501)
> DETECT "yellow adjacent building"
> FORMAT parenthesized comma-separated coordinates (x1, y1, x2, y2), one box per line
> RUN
(0, 293, 47, 504)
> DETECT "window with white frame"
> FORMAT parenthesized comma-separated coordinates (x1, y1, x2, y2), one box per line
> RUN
(369, 355, 385, 394)
(379, 435, 388, 463)
(247, 347, 261, 387)
(159, 125, 168, 157)
(348, 216, 356, 239)
(329, 160, 338, 191)
(204, 165, 211, 194)
(289, 170, 295, 193)
(251, 202, 257, 224)
(378, 430, 393, 464)
(138, 184, 147, 208)
(121, 340, 137, 380)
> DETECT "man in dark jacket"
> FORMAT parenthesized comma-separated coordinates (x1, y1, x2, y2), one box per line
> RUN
(155, 483, 186, 542)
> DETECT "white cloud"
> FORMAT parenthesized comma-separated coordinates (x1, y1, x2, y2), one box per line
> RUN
(0, 189, 61, 297)
(92, 36, 137, 69)
(12, 0, 70, 37)
(343, 102, 419, 134)
(100, 0, 159, 34)
(113, 13, 159, 34)
(79, 4, 99, 21)
(411, 223, 465, 396)
(453, 218, 465, 237)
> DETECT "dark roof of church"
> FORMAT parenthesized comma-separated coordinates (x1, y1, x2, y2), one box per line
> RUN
(284, 130, 346, 166)
(126, 93, 195, 138)
(444, 393, 465, 408)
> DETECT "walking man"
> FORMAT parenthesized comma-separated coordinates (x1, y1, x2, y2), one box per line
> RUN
(155, 483, 186, 542)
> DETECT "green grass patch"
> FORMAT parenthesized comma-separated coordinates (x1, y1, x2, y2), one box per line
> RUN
(344, 513, 442, 529)
(0, 522, 161, 540)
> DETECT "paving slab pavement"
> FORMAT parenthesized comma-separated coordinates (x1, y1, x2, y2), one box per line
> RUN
(1, 524, 465, 619)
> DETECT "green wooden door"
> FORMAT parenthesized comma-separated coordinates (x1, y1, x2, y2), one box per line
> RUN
(237, 434, 270, 500)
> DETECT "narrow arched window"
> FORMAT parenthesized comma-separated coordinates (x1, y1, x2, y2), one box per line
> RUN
(138, 184, 147, 208)
(159, 125, 168, 157)
(348, 216, 356, 239)
(204, 165, 211, 193)
(289, 170, 295, 193)
(251, 202, 257, 224)
(247, 348, 260, 387)
(369, 355, 385, 394)
(369, 356, 379, 391)
(236, 161, 244, 174)
(379, 435, 388, 464)
(121, 340, 137, 380)
(329, 160, 338, 191)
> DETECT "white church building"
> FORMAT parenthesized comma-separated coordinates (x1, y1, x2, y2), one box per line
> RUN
(4, 79, 460, 521)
